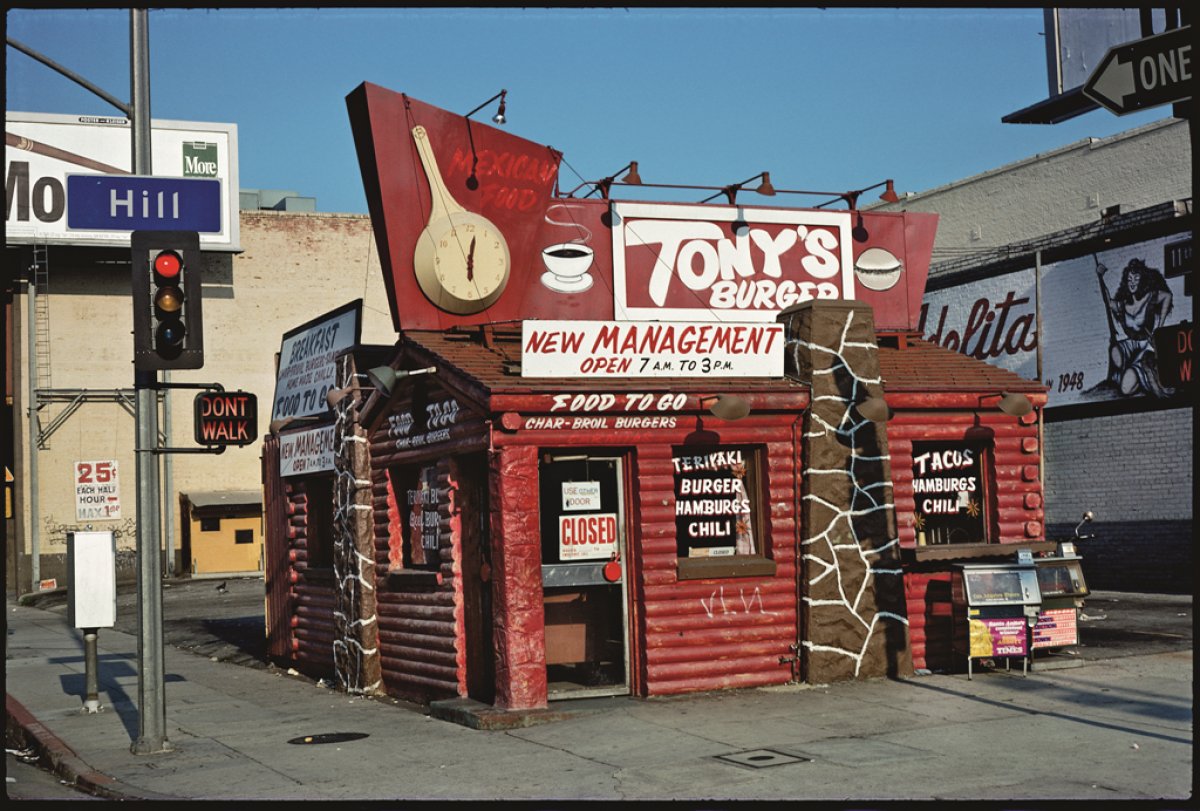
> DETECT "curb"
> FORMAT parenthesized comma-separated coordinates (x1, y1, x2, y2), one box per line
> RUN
(5, 693, 173, 800)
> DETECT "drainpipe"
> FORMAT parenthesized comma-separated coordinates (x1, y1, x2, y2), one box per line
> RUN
(787, 410, 804, 682)
(26, 274, 40, 590)
(163, 372, 174, 576)
(1035, 251, 1045, 486)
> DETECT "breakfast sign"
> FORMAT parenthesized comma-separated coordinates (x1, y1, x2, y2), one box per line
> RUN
(347, 82, 939, 336)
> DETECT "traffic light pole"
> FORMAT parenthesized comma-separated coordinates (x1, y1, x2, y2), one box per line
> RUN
(130, 8, 172, 757)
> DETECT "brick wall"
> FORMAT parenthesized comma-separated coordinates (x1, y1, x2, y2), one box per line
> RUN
(1044, 409, 1193, 593)
(866, 117, 1191, 265)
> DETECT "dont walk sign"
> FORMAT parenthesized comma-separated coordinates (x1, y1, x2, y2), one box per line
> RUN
(194, 391, 258, 446)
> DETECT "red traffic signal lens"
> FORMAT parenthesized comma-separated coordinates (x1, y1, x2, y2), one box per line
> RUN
(154, 285, 184, 313)
(154, 250, 183, 279)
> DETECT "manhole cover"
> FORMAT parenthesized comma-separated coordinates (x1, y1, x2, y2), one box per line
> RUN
(714, 749, 811, 769)
(287, 732, 370, 745)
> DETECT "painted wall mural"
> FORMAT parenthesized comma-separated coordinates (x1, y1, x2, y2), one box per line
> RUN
(919, 233, 1192, 408)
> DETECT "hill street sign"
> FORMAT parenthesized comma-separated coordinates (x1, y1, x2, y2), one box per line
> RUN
(67, 174, 223, 233)
(1082, 26, 1192, 116)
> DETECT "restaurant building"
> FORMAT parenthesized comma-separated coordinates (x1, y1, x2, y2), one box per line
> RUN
(261, 84, 1048, 712)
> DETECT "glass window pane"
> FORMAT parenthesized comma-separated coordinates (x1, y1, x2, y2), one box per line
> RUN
(911, 441, 987, 545)
(673, 446, 758, 558)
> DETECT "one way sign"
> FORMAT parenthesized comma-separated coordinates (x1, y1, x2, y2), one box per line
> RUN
(1083, 26, 1192, 116)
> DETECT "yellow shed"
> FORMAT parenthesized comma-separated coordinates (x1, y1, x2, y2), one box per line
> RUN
(182, 490, 264, 577)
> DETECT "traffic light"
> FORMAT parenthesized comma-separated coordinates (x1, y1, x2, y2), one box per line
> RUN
(132, 231, 204, 370)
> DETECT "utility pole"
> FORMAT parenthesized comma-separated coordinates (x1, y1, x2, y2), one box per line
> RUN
(129, 7, 171, 756)
(8, 6, 171, 756)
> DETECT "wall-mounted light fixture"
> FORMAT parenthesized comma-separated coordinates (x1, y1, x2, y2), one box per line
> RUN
(554, 175, 896, 212)
(366, 365, 437, 399)
(852, 396, 893, 423)
(562, 162, 642, 200)
(465, 89, 506, 125)
(810, 179, 898, 210)
(326, 386, 361, 409)
(700, 394, 751, 422)
(995, 391, 1034, 417)
(700, 172, 775, 205)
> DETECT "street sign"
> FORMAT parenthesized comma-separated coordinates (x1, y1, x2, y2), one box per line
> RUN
(1082, 26, 1193, 116)
(194, 391, 259, 446)
(66, 174, 223, 233)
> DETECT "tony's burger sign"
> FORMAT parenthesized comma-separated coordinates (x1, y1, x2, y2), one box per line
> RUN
(349, 83, 938, 335)
(614, 202, 855, 322)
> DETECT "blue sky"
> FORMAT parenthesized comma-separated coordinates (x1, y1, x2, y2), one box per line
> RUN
(6, 8, 1171, 215)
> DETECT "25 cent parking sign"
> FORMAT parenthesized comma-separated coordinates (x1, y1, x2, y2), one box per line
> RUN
(75, 460, 121, 521)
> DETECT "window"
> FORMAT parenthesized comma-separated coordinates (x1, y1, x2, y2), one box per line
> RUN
(235, 529, 254, 545)
(200, 517, 221, 532)
(911, 441, 989, 545)
(673, 445, 774, 580)
(390, 464, 441, 570)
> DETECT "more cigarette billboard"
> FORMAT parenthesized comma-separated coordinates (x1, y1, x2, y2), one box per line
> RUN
(5, 111, 240, 250)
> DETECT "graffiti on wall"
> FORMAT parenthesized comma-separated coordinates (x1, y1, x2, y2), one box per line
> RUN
(39, 515, 139, 573)
(919, 232, 1192, 408)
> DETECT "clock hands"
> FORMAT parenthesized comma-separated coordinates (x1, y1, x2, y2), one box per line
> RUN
(467, 236, 476, 282)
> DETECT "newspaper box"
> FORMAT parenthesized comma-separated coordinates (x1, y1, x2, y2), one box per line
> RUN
(1030, 552, 1090, 670)
(952, 562, 1042, 679)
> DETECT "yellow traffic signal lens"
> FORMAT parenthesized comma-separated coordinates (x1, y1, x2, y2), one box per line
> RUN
(155, 285, 184, 312)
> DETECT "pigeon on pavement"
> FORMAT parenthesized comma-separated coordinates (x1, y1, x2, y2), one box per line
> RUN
(216, 581, 227, 594)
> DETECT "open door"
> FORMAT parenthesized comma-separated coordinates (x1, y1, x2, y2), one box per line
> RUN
(538, 453, 630, 699)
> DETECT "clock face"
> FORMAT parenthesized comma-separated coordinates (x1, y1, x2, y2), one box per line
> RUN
(413, 212, 511, 314)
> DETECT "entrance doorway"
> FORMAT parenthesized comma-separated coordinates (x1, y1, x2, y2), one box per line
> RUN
(538, 453, 630, 699)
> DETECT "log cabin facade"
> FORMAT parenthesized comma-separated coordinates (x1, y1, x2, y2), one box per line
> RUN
(261, 83, 1049, 713)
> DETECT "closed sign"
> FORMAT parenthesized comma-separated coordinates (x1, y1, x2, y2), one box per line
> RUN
(559, 513, 617, 561)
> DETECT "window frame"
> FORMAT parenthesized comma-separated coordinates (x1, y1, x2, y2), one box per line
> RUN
(910, 439, 992, 547)
(672, 443, 776, 581)
(388, 463, 443, 572)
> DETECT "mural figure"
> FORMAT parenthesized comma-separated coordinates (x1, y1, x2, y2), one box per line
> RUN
(1095, 256, 1174, 398)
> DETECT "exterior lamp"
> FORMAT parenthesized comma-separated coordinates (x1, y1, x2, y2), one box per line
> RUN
(996, 391, 1034, 417)
(853, 396, 893, 423)
(326, 385, 362, 409)
(700, 172, 775, 205)
(701, 394, 751, 422)
(366, 365, 437, 398)
(574, 162, 642, 200)
(465, 89, 506, 125)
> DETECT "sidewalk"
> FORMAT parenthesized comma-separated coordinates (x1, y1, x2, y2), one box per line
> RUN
(6, 593, 1192, 800)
